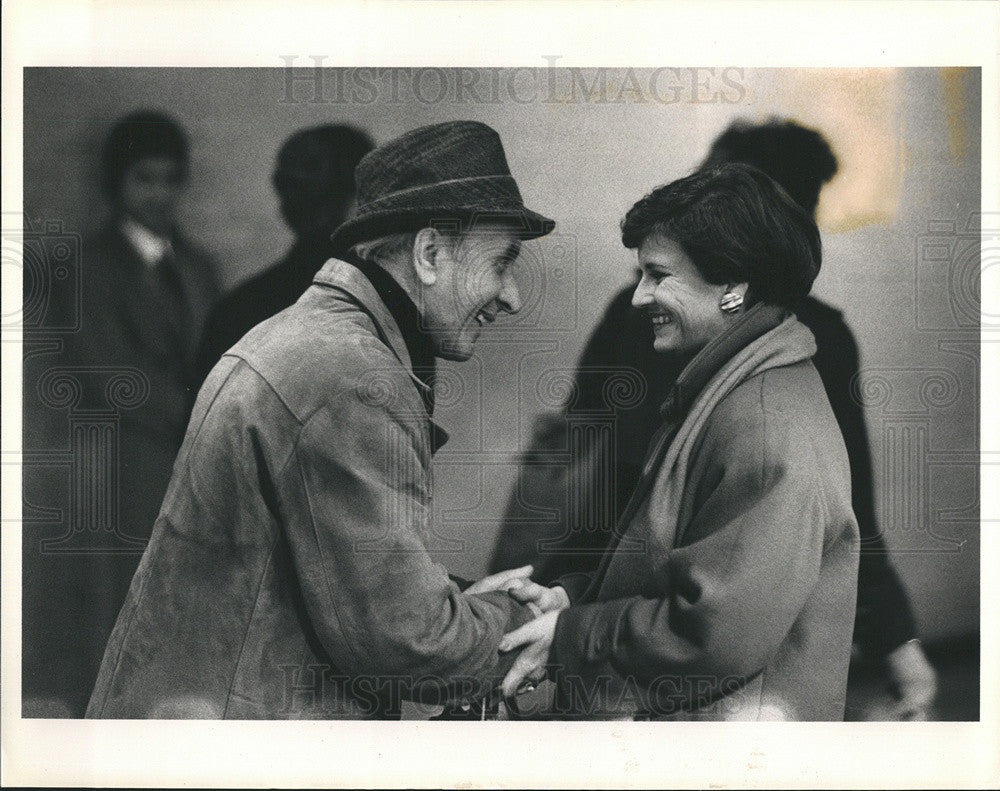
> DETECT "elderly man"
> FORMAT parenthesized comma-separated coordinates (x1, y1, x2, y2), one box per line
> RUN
(87, 120, 554, 719)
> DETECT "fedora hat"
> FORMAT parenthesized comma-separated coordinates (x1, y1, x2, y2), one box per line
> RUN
(331, 120, 555, 253)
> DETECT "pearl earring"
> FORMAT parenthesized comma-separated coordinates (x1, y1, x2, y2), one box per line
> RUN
(720, 291, 744, 314)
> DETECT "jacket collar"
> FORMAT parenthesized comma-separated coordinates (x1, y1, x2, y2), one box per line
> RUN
(660, 303, 791, 421)
(313, 259, 449, 456)
(313, 257, 431, 393)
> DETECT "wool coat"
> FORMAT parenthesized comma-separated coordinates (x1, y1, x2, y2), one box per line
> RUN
(491, 284, 916, 661)
(87, 258, 531, 719)
(548, 305, 860, 720)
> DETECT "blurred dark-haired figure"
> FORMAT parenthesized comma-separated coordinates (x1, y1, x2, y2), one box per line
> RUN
(22, 110, 219, 716)
(193, 125, 374, 388)
(492, 118, 937, 720)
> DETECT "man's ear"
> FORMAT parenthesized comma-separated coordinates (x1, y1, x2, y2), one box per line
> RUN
(413, 227, 443, 286)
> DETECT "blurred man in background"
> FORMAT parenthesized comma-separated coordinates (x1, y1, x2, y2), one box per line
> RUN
(22, 110, 220, 716)
(193, 124, 374, 388)
(492, 118, 938, 721)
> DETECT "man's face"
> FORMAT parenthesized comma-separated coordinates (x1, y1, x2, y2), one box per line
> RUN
(118, 156, 186, 236)
(421, 224, 524, 361)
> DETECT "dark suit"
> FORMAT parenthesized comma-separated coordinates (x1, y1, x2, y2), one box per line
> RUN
(22, 224, 219, 715)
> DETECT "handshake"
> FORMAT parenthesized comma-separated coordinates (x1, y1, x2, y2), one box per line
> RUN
(466, 565, 571, 699)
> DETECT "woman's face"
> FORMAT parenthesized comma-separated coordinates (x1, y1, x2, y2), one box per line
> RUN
(631, 235, 739, 357)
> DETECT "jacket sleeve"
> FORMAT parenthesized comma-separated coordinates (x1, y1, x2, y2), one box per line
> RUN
(275, 369, 533, 705)
(550, 390, 840, 712)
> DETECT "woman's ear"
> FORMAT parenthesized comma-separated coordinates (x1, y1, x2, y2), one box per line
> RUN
(720, 281, 750, 314)
(726, 281, 750, 300)
(413, 227, 441, 286)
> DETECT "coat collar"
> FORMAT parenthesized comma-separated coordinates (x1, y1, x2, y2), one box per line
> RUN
(312, 258, 449, 451)
(314, 257, 432, 391)
(661, 303, 793, 421)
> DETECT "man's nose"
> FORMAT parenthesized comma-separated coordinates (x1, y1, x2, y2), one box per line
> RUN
(632, 272, 654, 308)
(498, 272, 522, 315)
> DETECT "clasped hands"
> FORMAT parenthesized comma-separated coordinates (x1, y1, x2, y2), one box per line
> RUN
(466, 565, 570, 699)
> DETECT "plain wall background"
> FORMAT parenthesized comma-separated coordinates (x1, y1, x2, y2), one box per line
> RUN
(22, 67, 981, 641)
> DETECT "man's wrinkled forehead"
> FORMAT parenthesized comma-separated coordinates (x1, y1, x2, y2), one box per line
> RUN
(448, 220, 523, 258)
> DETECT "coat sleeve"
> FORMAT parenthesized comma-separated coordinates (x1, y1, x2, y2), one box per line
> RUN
(275, 369, 534, 705)
(550, 385, 839, 712)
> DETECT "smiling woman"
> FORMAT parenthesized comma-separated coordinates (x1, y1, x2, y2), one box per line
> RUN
(632, 236, 741, 357)
(500, 162, 861, 720)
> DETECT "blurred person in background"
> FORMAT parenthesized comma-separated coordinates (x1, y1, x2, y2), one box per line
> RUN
(22, 110, 220, 716)
(193, 124, 374, 389)
(491, 118, 937, 721)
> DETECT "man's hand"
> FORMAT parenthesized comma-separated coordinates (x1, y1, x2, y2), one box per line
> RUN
(878, 639, 938, 721)
(465, 565, 534, 595)
(498, 610, 559, 698)
(507, 580, 570, 614)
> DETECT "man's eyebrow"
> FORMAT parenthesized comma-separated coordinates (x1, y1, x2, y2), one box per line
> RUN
(502, 241, 521, 263)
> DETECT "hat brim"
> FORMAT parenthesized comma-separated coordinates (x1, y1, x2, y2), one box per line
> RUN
(331, 206, 555, 255)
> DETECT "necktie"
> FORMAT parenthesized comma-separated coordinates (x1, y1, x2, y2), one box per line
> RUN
(153, 247, 193, 366)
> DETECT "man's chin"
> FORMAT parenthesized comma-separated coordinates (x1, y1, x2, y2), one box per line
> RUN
(436, 346, 475, 362)
(652, 336, 679, 355)
(433, 330, 478, 362)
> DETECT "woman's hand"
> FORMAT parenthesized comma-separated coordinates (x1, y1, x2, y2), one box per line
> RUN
(498, 610, 559, 698)
(465, 565, 533, 595)
(507, 580, 570, 614)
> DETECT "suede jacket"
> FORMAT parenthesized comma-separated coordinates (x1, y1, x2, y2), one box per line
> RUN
(87, 258, 532, 719)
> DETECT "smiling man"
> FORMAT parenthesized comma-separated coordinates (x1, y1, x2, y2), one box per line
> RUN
(86, 120, 554, 719)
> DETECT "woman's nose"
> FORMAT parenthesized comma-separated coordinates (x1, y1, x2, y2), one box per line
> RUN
(632, 273, 654, 308)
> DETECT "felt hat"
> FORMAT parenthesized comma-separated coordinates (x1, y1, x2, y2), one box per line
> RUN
(331, 120, 554, 252)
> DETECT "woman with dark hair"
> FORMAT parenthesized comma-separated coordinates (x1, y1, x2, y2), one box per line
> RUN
(493, 118, 935, 720)
(498, 163, 860, 720)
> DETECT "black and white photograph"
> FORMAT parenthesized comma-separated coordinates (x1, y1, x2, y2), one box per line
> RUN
(3, 1, 998, 788)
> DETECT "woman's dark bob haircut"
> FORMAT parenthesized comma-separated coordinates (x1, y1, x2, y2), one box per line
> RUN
(100, 110, 189, 200)
(621, 162, 821, 307)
